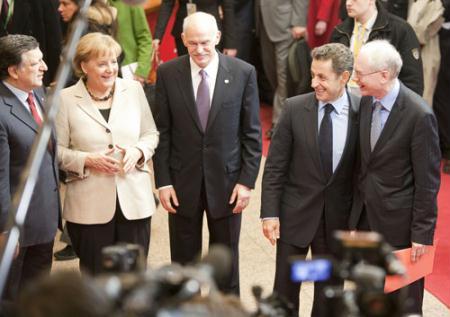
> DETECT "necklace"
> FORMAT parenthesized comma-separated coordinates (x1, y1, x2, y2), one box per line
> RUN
(86, 86, 114, 102)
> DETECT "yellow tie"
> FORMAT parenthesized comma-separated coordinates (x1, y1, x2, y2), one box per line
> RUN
(349, 22, 366, 87)
(353, 22, 366, 58)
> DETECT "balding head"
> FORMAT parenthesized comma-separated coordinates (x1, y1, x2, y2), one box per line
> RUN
(181, 12, 221, 68)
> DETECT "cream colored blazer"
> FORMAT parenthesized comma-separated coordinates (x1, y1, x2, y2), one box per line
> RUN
(56, 78, 159, 224)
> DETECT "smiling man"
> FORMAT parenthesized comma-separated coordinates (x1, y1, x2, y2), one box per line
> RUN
(351, 40, 440, 315)
(261, 43, 359, 317)
(153, 12, 261, 295)
(0, 34, 60, 300)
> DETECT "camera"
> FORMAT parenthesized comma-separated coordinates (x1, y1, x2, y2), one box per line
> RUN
(291, 231, 406, 317)
(94, 244, 233, 317)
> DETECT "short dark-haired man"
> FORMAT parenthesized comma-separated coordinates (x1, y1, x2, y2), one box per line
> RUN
(331, 0, 424, 96)
(0, 34, 60, 300)
(261, 43, 360, 317)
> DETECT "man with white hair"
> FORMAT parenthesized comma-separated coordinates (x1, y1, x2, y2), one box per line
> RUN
(351, 40, 440, 315)
(154, 12, 262, 295)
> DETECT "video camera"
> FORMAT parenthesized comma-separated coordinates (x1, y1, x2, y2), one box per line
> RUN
(252, 231, 407, 317)
(94, 243, 233, 317)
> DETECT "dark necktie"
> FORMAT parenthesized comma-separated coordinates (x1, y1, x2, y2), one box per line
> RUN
(319, 103, 334, 181)
(370, 101, 383, 151)
(27, 92, 42, 126)
(1, 0, 9, 27)
(196, 69, 210, 131)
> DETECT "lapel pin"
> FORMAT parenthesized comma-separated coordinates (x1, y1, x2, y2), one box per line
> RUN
(224, 79, 229, 84)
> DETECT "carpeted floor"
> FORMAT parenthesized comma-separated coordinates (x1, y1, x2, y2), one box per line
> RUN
(425, 166, 450, 307)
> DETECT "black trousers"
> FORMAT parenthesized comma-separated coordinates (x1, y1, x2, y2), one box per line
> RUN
(67, 200, 151, 276)
(274, 217, 343, 317)
(3, 241, 54, 300)
(168, 183, 241, 295)
(357, 208, 425, 315)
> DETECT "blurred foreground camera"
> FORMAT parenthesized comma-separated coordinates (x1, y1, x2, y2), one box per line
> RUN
(290, 231, 406, 317)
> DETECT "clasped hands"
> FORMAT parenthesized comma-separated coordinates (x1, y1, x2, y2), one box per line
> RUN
(85, 145, 142, 175)
(159, 183, 251, 214)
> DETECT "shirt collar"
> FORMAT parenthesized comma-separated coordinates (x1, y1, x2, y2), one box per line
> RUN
(356, 10, 378, 31)
(189, 51, 219, 78)
(373, 78, 400, 112)
(319, 91, 348, 115)
(2, 80, 31, 103)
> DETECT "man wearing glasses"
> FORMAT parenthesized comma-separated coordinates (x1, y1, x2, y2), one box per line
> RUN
(351, 40, 440, 315)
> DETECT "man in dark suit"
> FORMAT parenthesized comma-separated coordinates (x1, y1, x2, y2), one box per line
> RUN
(261, 43, 359, 317)
(0, 0, 62, 86)
(0, 34, 60, 300)
(153, 12, 261, 295)
(351, 40, 440, 315)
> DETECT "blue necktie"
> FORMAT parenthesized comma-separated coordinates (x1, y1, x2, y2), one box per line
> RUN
(319, 103, 334, 181)
(196, 69, 210, 131)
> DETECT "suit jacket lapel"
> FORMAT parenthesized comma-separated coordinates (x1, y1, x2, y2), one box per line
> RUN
(175, 57, 203, 133)
(0, 82, 39, 133)
(206, 53, 232, 131)
(73, 80, 110, 129)
(329, 91, 359, 182)
(360, 96, 373, 164)
(371, 85, 405, 154)
(108, 79, 126, 124)
(303, 96, 323, 179)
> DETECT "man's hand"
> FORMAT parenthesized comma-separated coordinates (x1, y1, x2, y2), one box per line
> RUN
(133, 74, 146, 86)
(315, 20, 327, 36)
(262, 218, 280, 245)
(0, 233, 19, 259)
(291, 26, 307, 39)
(159, 187, 179, 213)
(223, 48, 237, 57)
(229, 184, 251, 213)
(152, 39, 160, 52)
(411, 242, 427, 263)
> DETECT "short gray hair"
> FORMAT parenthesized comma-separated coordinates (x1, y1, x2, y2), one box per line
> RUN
(311, 43, 354, 75)
(182, 12, 218, 34)
(359, 40, 403, 78)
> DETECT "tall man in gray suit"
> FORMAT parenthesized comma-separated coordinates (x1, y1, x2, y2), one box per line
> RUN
(154, 12, 262, 295)
(261, 43, 359, 316)
(0, 34, 60, 299)
(351, 40, 440, 315)
(256, 0, 308, 138)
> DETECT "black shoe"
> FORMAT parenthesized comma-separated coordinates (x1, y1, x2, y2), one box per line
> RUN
(54, 245, 77, 261)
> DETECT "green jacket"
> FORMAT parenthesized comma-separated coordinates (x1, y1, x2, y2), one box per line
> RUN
(109, 0, 153, 78)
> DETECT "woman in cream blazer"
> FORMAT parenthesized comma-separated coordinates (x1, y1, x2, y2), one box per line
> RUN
(56, 33, 159, 274)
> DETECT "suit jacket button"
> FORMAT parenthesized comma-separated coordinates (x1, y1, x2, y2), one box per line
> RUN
(106, 128, 111, 133)
(108, 144, 114, 149)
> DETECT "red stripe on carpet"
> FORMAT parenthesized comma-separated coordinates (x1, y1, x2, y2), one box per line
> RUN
(426, 165, 450, 307)
(260, 103, 450, 307)
(260, 104, 273, 157)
